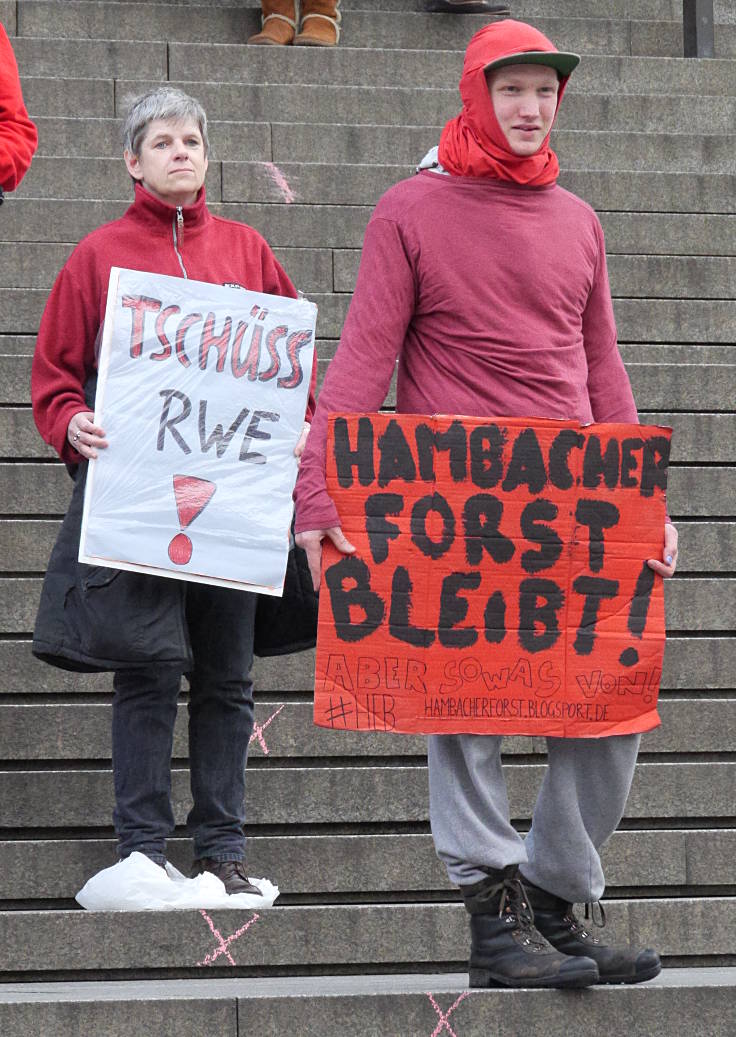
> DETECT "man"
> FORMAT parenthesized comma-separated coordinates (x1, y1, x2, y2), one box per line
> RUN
(0, 24, 38, 200)
(294, 20, 677, 987)
(32, 87, 315, 894)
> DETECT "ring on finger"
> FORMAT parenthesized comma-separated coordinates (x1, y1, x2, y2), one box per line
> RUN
(72, 432, 80, 442)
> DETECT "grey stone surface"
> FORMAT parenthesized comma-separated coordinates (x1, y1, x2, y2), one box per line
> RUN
(1, 697, 732, 762)
(101, 80, 736, 135)
(3, 510, 734, 571)
(0, 899, 733, 972)
(333, 249, 736, 299)
(0, 356, 33, 405)
(0, 238, 333, 294)
(4, 634, 728, 696)
(614, 300, 736, 343)
(12, 36, 167, 80)
(0, 0, 15, 34)
(7, 198, 733, 258)
(627, 365, 736, 408)
(666, 468, 736, 519)
(21, 76, 114, 119)
(0, 827, 708, 900)
(0, 970, 735, 1037)
(1, 762, 735, 828)
(12, 158, 222, 204)
(636, 19, 736, 57)
(269, 124, 736, 174)
(0, 1000, 236, 1037)
(1, 570, 734, 632)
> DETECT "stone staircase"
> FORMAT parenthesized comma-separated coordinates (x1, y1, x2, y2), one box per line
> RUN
(1, 0, 735, 1032)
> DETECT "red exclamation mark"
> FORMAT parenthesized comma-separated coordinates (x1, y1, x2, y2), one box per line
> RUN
(168, 475, 217, 565)
(619, 562, 656, 666)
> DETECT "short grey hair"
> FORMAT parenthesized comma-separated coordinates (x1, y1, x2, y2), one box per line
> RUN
(122, 87, 209, 158)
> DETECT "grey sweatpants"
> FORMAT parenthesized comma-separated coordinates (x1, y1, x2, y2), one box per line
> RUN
(428, 732, 641, 902)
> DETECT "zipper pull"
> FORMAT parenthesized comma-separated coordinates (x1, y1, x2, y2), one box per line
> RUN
(176, 206, 184, 246)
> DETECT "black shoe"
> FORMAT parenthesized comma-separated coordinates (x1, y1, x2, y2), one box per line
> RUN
(522, 879, 661, 985)
(191, 858, 263, 896)
(461, 866, 599, 989)
(425, 1, 510, 13)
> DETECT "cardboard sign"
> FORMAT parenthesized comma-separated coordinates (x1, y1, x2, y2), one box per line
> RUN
(314, 414, 671, 737)
(80, 268, 316, 594)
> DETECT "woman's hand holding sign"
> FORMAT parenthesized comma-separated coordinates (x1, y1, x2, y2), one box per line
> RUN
(296, 526, 355, 591)
(67, 411, 108, 460)
(647, 521, 678, 579)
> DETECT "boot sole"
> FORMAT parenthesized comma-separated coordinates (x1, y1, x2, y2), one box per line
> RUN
(469, 963, 599, 989)
(597, 961, 662, 985)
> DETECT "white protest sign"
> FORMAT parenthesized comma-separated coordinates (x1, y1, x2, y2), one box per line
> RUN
(79, 267, 316, 594)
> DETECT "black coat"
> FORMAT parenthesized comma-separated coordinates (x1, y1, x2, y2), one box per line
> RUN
(32, 462, 319, 673)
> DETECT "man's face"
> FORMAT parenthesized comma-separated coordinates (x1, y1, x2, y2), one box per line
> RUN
(124, 118, 208, 207)
(486, 63, 559, 156)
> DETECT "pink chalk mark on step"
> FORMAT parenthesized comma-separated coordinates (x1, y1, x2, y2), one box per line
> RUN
(197, 909, 260, 966)
(427, 991, 471, 1037)
(263, 162, 296, 204)
(249, 704, 285, 755)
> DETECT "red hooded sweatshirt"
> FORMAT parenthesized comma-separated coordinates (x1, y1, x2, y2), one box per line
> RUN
(0, 26, 38, 192)
(294, 21, 638, 534)
(32, 183, 316, 463)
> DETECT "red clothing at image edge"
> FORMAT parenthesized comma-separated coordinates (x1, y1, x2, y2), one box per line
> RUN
(0, 25, 38, 191)
(295, 170, 640, 533)
(31, 183, 316, 464)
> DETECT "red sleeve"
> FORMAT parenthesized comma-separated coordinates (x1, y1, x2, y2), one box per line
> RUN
(0, 27, 38, 192)
(583, 219, 639, 425)
(294, 214, 415, 532)
(261, 243, 318, 423)
(31, 258, 101, 464)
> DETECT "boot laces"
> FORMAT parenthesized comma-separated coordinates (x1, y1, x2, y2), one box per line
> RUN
(563, 900, 607, 943)
(478, 871, 549, 951)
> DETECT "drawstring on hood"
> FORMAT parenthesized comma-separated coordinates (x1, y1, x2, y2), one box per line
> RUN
(438, 19, 579, 186)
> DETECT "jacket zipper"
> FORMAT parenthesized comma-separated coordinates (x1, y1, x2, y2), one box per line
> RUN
(172, 207, 188, 278)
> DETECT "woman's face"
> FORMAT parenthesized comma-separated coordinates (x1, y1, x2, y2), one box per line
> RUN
(124, 118, 208, 207)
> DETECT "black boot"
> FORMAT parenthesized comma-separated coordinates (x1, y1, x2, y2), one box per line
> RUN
(522, 878, 661, 985)
(461, 866, 599, 989)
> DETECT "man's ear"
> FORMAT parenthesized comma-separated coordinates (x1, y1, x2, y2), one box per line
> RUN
(124, 150, 142, 181)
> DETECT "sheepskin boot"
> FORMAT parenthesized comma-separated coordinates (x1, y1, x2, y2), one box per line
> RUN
(523, 879, 662, 985)
(248, 0, 297, 46)
(462, 866, 599, 989)
(294, 0, 341, 46)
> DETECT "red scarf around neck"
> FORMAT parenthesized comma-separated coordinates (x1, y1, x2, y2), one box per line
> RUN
(438, 20, 571, 186)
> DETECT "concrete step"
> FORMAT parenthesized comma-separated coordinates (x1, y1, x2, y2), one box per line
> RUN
(3, 283, 736, 341)
(3, 511, 733, 572)
(0, 698, 732, 761)
(22, 76, 736, 136)
(1, 760, 735, 828)
(18, 0, 728, 17)
(12, 4, 682, 55)
(0, 899, 732, 974)
(13, 157, 736, 218)
(1, 827, 735, 902)
(4, 196, 736, 259)
(0, 636, 731, 694)
(1, 970, 735, 1037)
(5, 402, 734, 464)
(0, 454, 732, 520)
(170, 44, 736, 95)
(22, 114, 736, 174)
(6, 238, 735, 302)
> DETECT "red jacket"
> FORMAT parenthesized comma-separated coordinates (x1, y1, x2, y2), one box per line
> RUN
(32, 182, 316, 463)
(0, 26, 38, 191)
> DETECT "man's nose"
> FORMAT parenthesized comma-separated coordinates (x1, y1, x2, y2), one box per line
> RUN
(518, 95, 540, 118)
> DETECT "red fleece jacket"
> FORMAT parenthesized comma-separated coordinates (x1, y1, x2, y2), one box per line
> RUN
(0, 26, 38, 191)
(32, 183, 316, 464)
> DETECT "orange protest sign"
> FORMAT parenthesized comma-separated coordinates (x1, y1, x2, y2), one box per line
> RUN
(314, 414, 671, 738)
